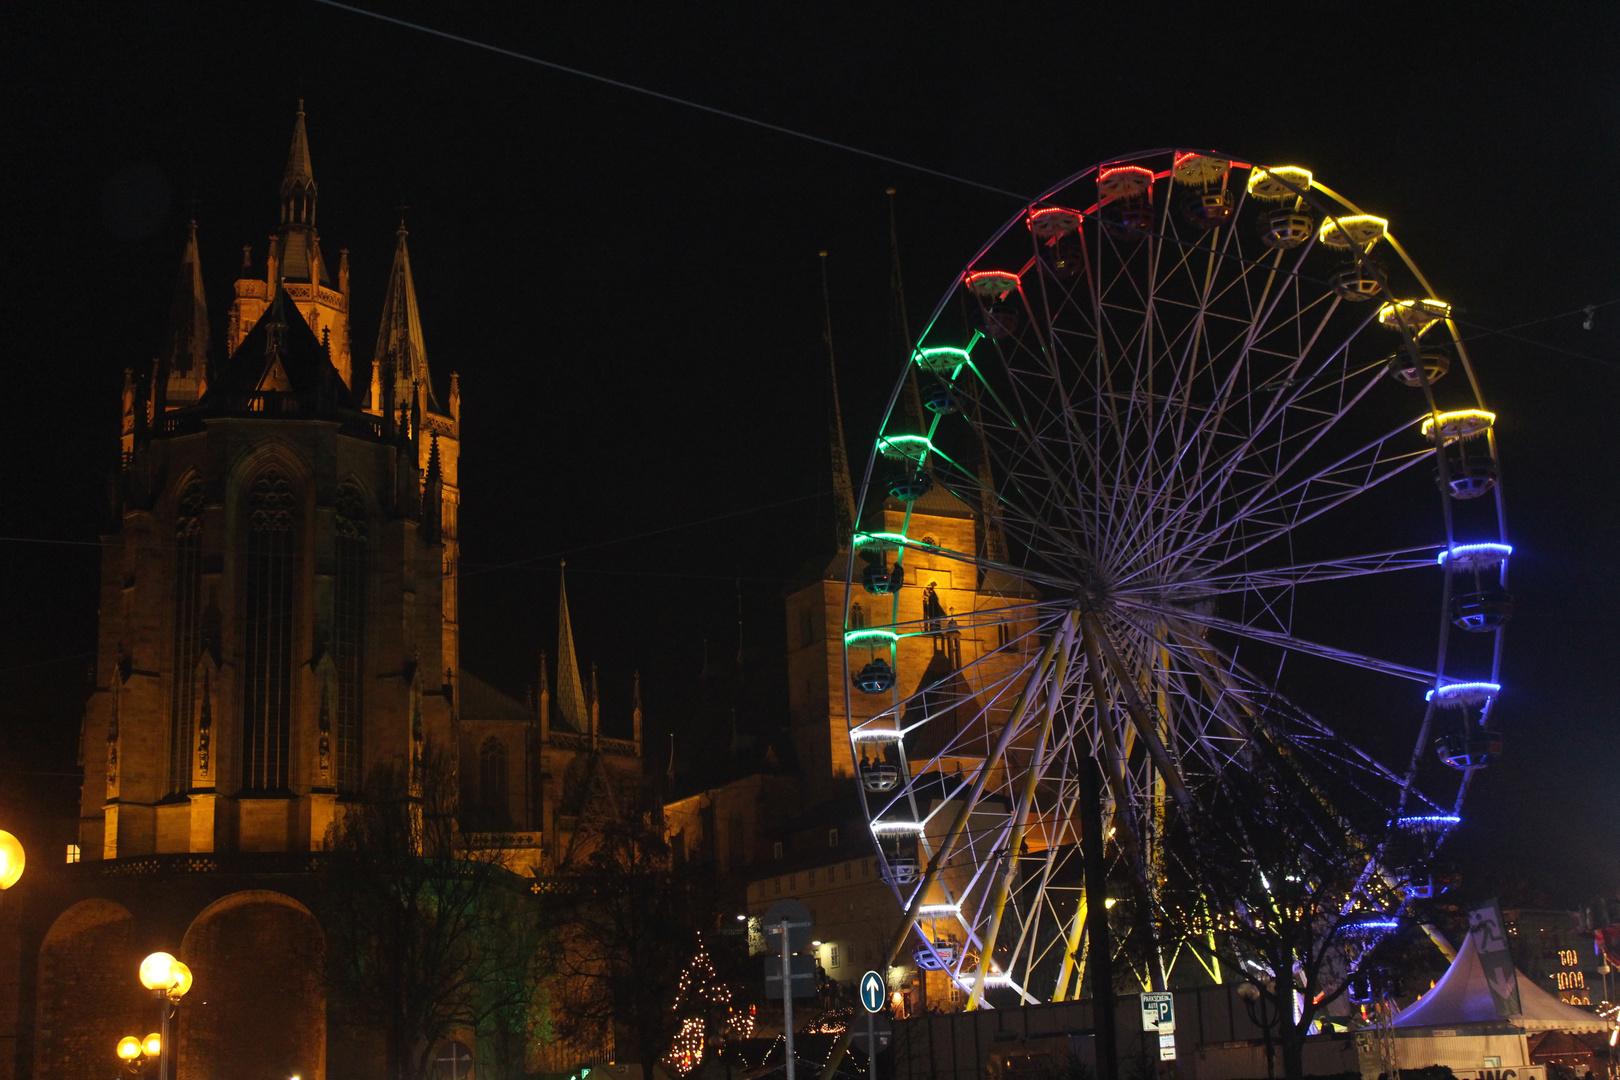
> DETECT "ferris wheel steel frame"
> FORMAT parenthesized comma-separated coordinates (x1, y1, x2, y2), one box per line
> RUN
(838, 148, 1510, 1009)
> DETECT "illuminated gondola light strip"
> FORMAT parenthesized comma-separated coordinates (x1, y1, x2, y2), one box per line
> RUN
(1437, 543, 1513, 569)
(849, 727, 903, 743)
(871, 820, 925, 835)
(1097, 165, 1154, 198)
(876, 434, 935, 460)
(963, 270, 1020, 300)
(852, 531, 908, 550)
(1379, 298, 1451, 334)
(1247, 165, 1314, 200)
(1172, 152, 1230, 185)
(1426, 681, 1501, 705)
(1318, 214, 1388, 248)
(963, 972, 1015, 987)
(1392, 814, 1462, 829)
(844, 629, 899, 646)
(1343, 920, 1400, 937)
(912, 346, 972, 374)
(918, 903, 961, 917)
(1027, 207, 1082, 238)
(1420, 408, 1495, 440)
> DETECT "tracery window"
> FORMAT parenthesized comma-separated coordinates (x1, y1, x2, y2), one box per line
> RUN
(334, 480, 367, 794)
(243, 467, 296, 791)
(169, 478, 205, 793)
(479, 736, 509, 829)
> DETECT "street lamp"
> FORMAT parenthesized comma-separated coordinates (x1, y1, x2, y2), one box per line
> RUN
(139, 952, 192, 1080)
(0, 830, 25, 892)
(114, 1033, 162, 1077)
(1237, 981, 1279, 1080)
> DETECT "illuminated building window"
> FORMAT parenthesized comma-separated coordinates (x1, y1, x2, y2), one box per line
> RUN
(65, 844, 80, 864)
(169, 478, 204, 794)
(830, 945, 840, 969)
(242, 467, 295, 792)
(844, 861, 852, 881)
(479, 736, 509, 829)
(800, 606, 816, 647)
(828, 828, 839, 847)
(773, 841, 783, 860)
(334, 480, 367, 794)
(849, 603, 865, 630)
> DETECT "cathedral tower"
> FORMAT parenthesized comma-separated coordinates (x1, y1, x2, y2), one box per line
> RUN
(82, 107, 457, 859)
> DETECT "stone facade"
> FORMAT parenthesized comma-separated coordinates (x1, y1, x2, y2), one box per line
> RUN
(1, 106, 640, 1080)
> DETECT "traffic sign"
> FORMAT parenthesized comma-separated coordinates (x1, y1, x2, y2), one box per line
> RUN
(1141, 991, 1175, 1033)
(859, 970, 886, 1014)
(763, 899, 815, 953)
(764, 954, 817, 999)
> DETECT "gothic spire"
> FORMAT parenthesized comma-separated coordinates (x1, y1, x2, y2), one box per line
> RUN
(275, 101, 326, 285)
(162, 220, 210, 406)
(373, 225, 438, 411)
(886, 187, 927, 433)
(281, 100, 315, 223)
(554, 562, 589, 733)
(820, 252, 857, 547)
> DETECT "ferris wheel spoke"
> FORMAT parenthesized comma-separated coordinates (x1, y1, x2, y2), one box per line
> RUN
(1115, 546, 1440, 600)
(1123, 600, 1435, 684)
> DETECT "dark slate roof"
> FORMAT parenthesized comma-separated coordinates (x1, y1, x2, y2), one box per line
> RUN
(201, 285, 358, 413)
(460, 670, 534, 722)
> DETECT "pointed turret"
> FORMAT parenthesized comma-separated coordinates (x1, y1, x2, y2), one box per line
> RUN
(819, 252, 857, 548)
(372, 225, 438, 417)
(281, 100, 316, 228)
(274, 101, 326, 287)
(161, 221, 210, 407)
(554, 563, 589, 732)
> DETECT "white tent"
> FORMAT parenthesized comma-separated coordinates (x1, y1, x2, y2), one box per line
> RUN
(1360, 930, 1612, 1080)
(1394, 927, 1608, 1032)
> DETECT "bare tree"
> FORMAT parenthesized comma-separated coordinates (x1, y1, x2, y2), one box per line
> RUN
(321, 741, 552, 1080)
(549, 812, 715, 1080)
(1164, 714, 1408, 1079)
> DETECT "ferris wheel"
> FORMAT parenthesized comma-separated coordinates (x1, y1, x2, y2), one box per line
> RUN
(841, 149, 1510, 1006)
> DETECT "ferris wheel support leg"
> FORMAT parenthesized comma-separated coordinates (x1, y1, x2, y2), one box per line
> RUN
(1082, 611, 1191, 811)
(819, 620, 1069, 1080)
(1053, 896, 1089, 1002)
(967, 616, 1079, 1011)
(1079, 615, 1169, 993)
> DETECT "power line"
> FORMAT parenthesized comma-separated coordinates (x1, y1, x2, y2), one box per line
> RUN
(309, 0, 1028, 201)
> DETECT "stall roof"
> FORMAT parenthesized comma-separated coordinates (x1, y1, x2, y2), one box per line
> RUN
(1394, 928, 1609, 1032)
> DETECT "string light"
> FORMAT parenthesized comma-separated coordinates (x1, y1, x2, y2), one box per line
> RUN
(668, 936, 750, 1076)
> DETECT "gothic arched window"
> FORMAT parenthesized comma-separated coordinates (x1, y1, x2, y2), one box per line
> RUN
(479, 736, 509, 830)
(243, 467, 296, 792)
(169, 478, 205, 794)
(334, 480, 368, 794)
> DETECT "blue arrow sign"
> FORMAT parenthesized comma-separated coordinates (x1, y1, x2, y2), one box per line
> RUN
(860, 970, 886, 1014)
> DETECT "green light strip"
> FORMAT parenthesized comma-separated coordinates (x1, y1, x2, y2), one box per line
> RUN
(844, 629, 900, 645)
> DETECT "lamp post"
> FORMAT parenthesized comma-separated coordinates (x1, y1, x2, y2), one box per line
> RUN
(139, 952, 192, 1080)
(1237, 981, 1278, 1080)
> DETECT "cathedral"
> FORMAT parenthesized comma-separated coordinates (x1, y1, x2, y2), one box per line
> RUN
(0, 107, 643, 1080)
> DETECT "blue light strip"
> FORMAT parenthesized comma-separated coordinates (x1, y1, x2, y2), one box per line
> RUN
(1438, 542, 1513, 568)
(1425, 681, 1501, 703)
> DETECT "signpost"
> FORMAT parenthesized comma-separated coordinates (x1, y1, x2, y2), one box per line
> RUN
(859, 970, 885, 1078)
(1470, 899, 1522, 1018)
(1141, 991, 1176, 1061)
(764, 900, 815, 1080)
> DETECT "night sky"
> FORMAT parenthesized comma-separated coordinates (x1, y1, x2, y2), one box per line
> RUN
(3, 3, 1616, 905)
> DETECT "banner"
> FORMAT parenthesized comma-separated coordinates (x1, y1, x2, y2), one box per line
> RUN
(1469, 899, 1522, 1018)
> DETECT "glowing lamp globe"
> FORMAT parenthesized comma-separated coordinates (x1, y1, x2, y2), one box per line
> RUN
(117, 1037, 142, 1061)
(170, 960, 193, 998)
(143, 1033, 162, 1057)
(0, 830, 24, 891)
(139, 952, 178, 991)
